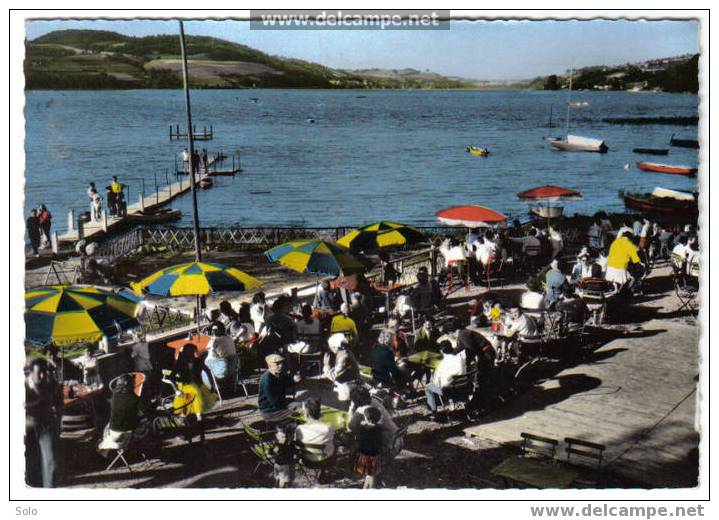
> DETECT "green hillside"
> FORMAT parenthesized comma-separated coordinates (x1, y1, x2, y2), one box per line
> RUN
(25, 29, 472, 90)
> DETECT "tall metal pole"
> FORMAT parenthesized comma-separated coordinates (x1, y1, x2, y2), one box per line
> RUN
(179, 20, 202, 263)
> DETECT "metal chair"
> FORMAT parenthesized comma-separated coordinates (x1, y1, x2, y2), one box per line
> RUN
(482, 256, 505, 289)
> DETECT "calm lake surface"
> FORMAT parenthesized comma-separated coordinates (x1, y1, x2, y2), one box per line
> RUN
(24, 89, 700, 233)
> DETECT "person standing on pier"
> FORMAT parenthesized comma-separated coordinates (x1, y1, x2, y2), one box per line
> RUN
(110, 176, 125, 217)
(191, 150, 200, 179)
(26, 209, 41, 257)
(202, 149, 209, 173)
(181, 148, 190, 174)
(37, 204, 52, 249)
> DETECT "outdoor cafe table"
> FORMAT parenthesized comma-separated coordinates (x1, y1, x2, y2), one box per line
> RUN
(63, 382, 103, 407)
(166, 333, 211, 359)
(406, 350, 443, 370)
(295, 405, 350, 431)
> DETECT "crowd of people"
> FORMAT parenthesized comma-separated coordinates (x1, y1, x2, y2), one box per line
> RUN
(24, 211, 700, 488)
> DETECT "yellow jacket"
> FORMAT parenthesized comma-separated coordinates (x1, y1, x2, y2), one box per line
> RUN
(607, 236, 641, 270)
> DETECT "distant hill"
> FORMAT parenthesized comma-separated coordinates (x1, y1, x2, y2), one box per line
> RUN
(24, 29, 473, 90)
(24, 30, 699, 93)
(541, 54, 699, 93)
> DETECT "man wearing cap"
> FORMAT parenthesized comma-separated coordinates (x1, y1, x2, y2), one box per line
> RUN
(258, 354, 301, 423)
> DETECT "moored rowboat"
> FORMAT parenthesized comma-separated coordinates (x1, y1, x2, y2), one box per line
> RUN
(632, 147, 669, 156)
(636, 162, 697, 176)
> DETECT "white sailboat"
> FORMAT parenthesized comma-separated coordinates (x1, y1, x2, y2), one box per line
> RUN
(549, 69, 608, 153)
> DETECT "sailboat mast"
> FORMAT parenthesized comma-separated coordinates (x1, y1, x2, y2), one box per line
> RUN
(565, 68, 573, 135)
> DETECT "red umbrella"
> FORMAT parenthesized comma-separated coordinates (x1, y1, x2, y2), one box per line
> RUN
(517, 185, 582, 223)
(517, 185, 582, 202)
(436, 205, 507, 228)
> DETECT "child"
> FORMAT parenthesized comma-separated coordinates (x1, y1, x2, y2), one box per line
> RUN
(271, 423, 296, 488)
(353, 406, 384, 489)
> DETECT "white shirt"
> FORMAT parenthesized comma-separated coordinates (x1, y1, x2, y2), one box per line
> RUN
(250, 303, 267, 332)
(181, 150, 190, 161)
(476, 239, 499, 265)
(432, 350, 466, 388)
(673, 243, 690, 259)
(444, 246, 468, 265)
(640, 222, 651, 238)
(521, 290, 546, 310)
(504, 314, 538, 338)
(295, 421, 335, 461)
(206, 335, 236, 358)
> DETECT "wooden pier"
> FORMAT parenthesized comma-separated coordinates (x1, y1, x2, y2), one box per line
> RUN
(169, 124, 213, 141)
(57, 163, 217, 244)
(175, 151, 242, 176)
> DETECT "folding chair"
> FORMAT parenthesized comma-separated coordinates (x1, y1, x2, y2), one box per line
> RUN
(565, 437, 606, 487)
(104, 428, 150, 473)
(482, 257, 505, 289)
(671, 256, 698, 314)
(437, 370, 477, 416)
(446, 259, 469, 293)
(296, 442, 334, 486)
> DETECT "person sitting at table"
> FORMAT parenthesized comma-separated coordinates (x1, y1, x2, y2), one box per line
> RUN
(544, 258, 567, 307)
(296, 303, 321, 338)
(570, 247, 593, 284)
(98, 373, 150, 453)
(349, 291, 370, 334)
(495, 307, 539, 361)
(370, 334, 402, 388)
(250, 292, 269, 332)
(347, 385, 397, 457)
(414, 317, 439, 352)
(313, 280, 339, 310)
(270, 422, 296, 488)
(264, 295, 299, 352)
(379, 252, 399, 285)
(520, 277, 547, 311)
(323, 333, 360, 405)
(424, 341, 467, 422)
(217, 300, 239, 330)
(231, 303, 256, 343)
(352, 406, 384, 489)
(258, 354, 302, 424)
(206, 322, 237, 359)
(410, 267, 436, 316)
(294, 398, 335, 463)
(167, 344, 218, 424)
(555, 285, 588, 334)
(329, 303, 358, 347)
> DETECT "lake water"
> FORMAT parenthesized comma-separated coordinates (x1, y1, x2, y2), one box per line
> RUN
(24, 89, 700, 233)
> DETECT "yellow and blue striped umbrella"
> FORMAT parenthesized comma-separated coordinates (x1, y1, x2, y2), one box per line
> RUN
(337, 221, 426, 251)
(130, 261, 262, 297)
(25, 285, 141, 346)
(265, 239, 366, 276)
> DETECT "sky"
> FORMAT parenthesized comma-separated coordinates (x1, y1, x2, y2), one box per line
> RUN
(25, 17, 700, 80)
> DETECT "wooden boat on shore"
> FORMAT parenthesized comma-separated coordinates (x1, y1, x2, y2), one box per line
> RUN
(633, 147, 669, 156)
(550, 134, 609, 153)
(670, 134, 699, 149)
(124, 208, 182, 224)
(530, 205, 564, 219)
(636, 161, 697, 176)
(621, 188, 698, 216)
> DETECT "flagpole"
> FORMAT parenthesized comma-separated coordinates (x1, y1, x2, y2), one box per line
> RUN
(179, 20, 204, 329)
(179, 20, 202, 264)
